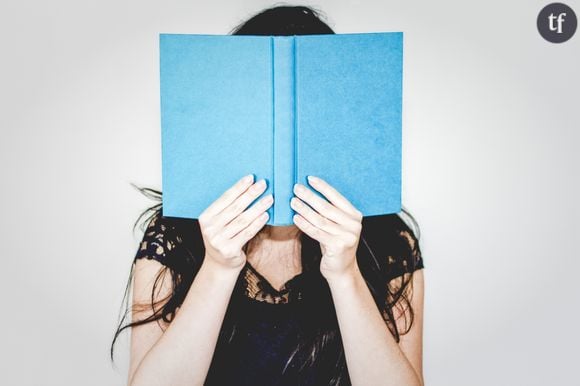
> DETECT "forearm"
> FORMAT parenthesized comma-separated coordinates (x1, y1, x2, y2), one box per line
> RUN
(327, 263, 422, 386)
(129, 258, 241, 386)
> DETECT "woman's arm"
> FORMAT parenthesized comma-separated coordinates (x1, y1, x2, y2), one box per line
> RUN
(289, 175, 424, 385)
(327, 265, 425, 386)
(128, 258, 241, 386)
(128, 174, 272, 386)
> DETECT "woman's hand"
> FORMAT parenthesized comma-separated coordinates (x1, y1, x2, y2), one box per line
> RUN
(198, 174, 273, 274)
(290, 175, 363, 282)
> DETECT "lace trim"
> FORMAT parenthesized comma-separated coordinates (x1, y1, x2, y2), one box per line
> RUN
(135, 213, 182, 263)
(242, 263, 304, 304)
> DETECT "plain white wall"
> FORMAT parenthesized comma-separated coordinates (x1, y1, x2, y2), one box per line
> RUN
(1, 0, 578, 385)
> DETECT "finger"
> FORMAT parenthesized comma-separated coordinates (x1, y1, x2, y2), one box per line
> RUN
(290, 197, 342, 235)
(231, 211, 270, 246)
(201, 174, 254, 219)
(293, 214, 333, 245)
(307, 176, 363, 221)
(216, 179, 268, 228)
(223, 193, 273, 239)
(293, 183, 352, 225)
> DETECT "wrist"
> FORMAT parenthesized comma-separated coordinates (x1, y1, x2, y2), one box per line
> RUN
(200, 256, 244, 282)
(324, 260, 363, 290)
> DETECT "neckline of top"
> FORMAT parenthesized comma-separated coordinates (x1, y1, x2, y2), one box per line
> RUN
(246, 261, 305, 290)
(243, 261, 307, 304)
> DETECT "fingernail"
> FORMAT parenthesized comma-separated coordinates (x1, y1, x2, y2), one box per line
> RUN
(252, 179, 266, 192)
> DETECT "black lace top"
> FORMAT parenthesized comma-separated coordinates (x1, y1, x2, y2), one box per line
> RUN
(133, 211, 425, 385)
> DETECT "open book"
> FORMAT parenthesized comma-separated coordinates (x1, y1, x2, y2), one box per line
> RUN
(160, 32, 403, 226)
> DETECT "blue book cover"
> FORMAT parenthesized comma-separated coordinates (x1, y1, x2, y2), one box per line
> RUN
(160, 32, 403, 226)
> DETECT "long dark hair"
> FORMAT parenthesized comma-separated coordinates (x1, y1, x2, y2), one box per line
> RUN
(111, 6, 423, 386)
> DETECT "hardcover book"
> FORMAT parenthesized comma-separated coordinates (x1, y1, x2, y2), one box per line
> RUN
(160, 32, 403, 226)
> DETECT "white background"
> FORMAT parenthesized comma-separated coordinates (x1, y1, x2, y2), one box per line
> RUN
(1, 1, 578, 385)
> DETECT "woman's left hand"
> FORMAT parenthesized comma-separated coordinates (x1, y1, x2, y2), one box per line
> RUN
(291, 175, 363, 282)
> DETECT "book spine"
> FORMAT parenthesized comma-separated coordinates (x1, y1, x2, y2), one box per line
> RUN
(272, 36, 296, 225)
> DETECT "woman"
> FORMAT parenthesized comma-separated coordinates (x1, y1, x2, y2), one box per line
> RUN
(111, 5, 426, 386)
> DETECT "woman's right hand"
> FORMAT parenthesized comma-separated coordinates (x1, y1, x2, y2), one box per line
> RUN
(198, 174, 273, 273)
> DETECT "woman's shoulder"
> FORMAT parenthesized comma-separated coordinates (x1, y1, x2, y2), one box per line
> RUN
(133, 209, 183, 267)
